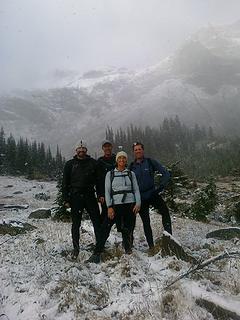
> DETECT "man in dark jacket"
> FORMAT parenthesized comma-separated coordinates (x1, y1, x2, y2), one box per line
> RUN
(96, 140, 116, 223)
(130, 142, 172, 251)
(62, 141, 101, 259)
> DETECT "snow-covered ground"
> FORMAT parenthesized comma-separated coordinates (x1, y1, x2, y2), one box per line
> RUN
(0, 176, 239, 320)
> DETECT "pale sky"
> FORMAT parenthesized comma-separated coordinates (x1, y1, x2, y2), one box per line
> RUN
(1, 0, 240, 93)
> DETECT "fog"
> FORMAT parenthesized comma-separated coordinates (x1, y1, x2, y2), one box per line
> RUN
(1, 0, 240, 93)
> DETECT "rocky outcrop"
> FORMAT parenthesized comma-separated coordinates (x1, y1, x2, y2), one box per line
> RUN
(196, 297, 240, 320)
(3, 204, 29, 210)
(34, 193, 50, 201)
(206, 227, 240, 240)
(28, 208, 51, 219)
(161, 231, 196, 263)
(0, 220, 36, 235)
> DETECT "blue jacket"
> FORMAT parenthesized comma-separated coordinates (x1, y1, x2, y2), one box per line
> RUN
(130, 157, 170, 201)
(105, 168, 141, 207)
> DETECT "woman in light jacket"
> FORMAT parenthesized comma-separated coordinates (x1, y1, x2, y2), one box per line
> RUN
(88, 151, 141, 263)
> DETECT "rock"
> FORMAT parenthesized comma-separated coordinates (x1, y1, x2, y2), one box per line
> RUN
(0, 220, 36, 235)
(206, 227, 240, 240)
(4, 184, 13, 188)
(13, 191, 23, 194)
(225, 201, 240, 224)
(196, 297, 240, 320)
(34, 193, 50, 201)
(161, 231, 196, 263)
(3, 204, 29, 210)
(28, 208, 51, 219)
(34, 238, 45, 244)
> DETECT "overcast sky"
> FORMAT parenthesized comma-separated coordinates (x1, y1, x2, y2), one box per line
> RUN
(1, 0, 240, 93)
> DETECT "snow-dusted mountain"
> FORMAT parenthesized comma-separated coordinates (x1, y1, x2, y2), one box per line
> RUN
(1, 22, 240, 156)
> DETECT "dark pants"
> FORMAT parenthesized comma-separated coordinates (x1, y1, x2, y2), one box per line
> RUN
(95, 203, 135, 254)
(99, 201, 108, 224)
(136, 193, 172, 248)
(70, 192, 101, 251)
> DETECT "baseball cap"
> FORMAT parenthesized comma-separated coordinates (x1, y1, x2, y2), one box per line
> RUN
(102, 139, 112, 147)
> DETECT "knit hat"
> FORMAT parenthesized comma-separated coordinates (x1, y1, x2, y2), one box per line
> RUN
(116, 151, 128, 162)
(75, 140, 87, 150)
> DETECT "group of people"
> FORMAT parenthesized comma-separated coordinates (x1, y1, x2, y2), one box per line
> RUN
(62, 140, 172, 263)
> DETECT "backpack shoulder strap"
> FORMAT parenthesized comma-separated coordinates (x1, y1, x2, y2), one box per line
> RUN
(127, 169, 134, 193)
(110, 169, 115, 183)
(110, 169, 115, 199)
(146, 158, 155, 176)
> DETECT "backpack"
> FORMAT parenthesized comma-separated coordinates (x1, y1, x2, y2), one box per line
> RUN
(110, 169, 134, 203)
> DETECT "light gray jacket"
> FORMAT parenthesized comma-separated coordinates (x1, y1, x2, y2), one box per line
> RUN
(105, 168, 141, 208)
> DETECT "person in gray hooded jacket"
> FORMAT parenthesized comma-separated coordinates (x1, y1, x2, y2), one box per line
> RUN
(88, 151, 141, 263)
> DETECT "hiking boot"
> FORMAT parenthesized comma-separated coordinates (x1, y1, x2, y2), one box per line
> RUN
(86, 253, 101, 264)
(71, 249, 79, 260)
(125, 249, 132, 255)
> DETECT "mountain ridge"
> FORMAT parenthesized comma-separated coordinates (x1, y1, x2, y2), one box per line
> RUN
(1, 22, 240, 156)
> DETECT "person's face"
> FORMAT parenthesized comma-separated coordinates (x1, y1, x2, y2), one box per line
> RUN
(133, 145, 144, 160)
(76, 147, 87, 158)
(102, 143, 112, 156)
(117, 156, 127, 167)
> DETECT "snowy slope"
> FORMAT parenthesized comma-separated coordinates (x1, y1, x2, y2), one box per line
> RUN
(0, 176, 240, 320)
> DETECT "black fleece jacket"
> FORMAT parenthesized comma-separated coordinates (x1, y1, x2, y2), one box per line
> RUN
(96, 154, 116, 198)
(62, 155, 97, 202)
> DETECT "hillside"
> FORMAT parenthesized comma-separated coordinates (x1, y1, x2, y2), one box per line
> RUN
(0, 175, 240, 319)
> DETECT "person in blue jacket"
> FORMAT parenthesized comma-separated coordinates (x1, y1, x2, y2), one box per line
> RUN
(130, 142, 172, 251)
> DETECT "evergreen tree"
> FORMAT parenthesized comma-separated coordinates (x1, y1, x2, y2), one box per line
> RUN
(0, 127, 65, 179)
(108, 117, 240, 179)
(0, 127, 6, 173)
(5, 134, 17, 174)
(190, 178, 217, 221)
(165, 161, 189, 211)
(52, 174, 71, 221)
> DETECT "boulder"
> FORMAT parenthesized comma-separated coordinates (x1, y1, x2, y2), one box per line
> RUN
(3, 204, 29, 210)
(0, 220, 36, 235)
(206, 227, 240, 240)
(34, 192, 50, 201)
(196, 295, 240, 320)
(28, 208, 51, 219)
(161, 231, 196, 263)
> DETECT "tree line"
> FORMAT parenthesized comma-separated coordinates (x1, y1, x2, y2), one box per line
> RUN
(0, 127, 65, 179)
(106, 116, 240, 178)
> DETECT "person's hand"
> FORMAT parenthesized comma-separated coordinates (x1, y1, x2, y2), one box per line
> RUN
(64, 202, 70, 209)
(108, 207, 115, 220)
(133, 204, 140, 215)
(98, 197, 105, 204)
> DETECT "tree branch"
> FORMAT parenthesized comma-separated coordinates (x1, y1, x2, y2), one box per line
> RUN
(163, 250, 240, 291)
